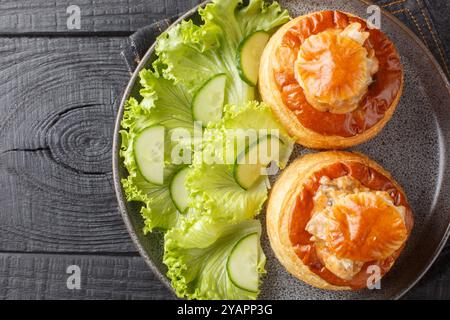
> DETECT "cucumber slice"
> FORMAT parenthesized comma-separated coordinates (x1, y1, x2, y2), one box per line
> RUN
(134, 126, 166, 185)
(169, 167, 190, 213)
(227, 233, 260, 293)
(237, 31, 270, 87)
(192, 74, 227, 125)
(233, 135, 284, 190)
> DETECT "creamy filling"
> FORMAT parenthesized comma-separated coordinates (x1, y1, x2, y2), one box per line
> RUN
(294, 23, 379, 114)
(305, 176, 406, 280)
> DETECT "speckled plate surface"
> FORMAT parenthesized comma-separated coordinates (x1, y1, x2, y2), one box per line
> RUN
(113, 0, 450, 299)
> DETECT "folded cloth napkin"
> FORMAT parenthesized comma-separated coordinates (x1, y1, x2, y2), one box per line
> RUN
(121, 0, 449, 77)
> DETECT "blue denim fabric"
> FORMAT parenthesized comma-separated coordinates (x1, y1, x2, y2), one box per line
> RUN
(375, 0, 449, 78)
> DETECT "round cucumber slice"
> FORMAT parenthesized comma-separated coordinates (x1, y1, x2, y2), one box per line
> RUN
(227, 233, 260, 293)
(192, 74, 227, 126)
(134, 125, 165, 185)
(233, 135, 284, 190)
(169, 167, 190, 213)
(237, 31, 270, 86)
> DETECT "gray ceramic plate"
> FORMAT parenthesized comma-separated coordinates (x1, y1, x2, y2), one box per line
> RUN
(112, 0, 450, 299)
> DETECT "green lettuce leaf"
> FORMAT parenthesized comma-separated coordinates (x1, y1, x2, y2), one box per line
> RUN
(139, 69, 193, 132)
(187, 101, 294, 223)
(187, 161, 268, 223)
(121, 173, 178, 233)
(121, 0, 293, 300)
(164, 216, 266, 300)
(155, 0, 290, 107)
(120, 69, 194, 232)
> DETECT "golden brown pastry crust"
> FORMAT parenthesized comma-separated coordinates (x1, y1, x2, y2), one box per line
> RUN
(266, 151, 412, 290)
(259, 12, 404, 149)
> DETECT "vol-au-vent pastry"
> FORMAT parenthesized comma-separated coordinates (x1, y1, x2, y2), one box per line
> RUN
(259, 11, 403, 149)
(266, 151, 414, 290)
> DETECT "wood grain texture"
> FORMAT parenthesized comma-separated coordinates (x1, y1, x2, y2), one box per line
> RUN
(0, 37, 136, 253)
(0, 0, 203, 34)
(0, 249, 447, 300)
(0, 253, 173, 299)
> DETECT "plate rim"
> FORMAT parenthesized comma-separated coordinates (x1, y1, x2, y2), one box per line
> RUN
(112, 0, 450, 300)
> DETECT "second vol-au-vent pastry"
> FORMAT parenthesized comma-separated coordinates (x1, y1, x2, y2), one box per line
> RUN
(259, 10, 403, 149)
(267, 151, 414, 290)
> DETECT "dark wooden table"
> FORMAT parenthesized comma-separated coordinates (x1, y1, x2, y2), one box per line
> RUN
(0, 0, 448, 300)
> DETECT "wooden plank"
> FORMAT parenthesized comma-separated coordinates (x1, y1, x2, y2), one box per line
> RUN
(0, 253, 173, 299)
(0, 37, 137, 253)
(0, 248, 447, 299)
(0, 0, 203, 35)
